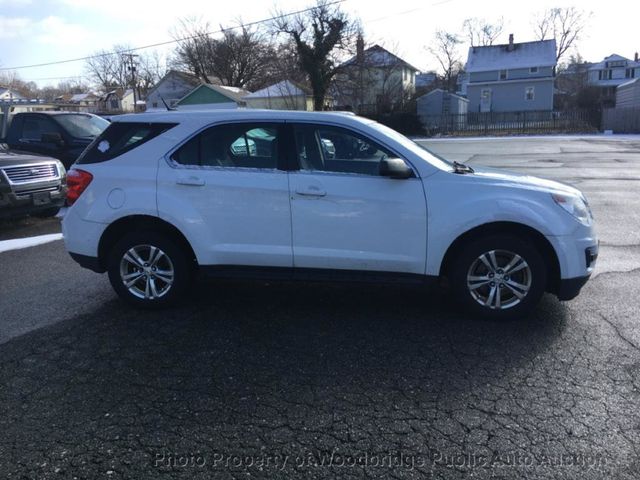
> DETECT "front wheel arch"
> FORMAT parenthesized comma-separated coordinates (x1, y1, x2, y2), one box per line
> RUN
(439, 222, 561, 294)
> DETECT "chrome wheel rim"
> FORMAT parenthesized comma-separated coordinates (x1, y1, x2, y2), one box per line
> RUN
(466, 249, 532, 310)
(119, 245, 174, 300)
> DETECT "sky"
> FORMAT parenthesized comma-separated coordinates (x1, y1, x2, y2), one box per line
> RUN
(0, 0, 638, 88)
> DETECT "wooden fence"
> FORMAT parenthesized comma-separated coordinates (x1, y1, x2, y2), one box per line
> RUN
(418, 110, 599, 136)
(602, 107, 640, 133)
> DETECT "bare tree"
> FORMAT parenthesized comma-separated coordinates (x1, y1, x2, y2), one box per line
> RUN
(428, 31, 463, 92)
(136, 50, 166, 97)
(171, 18, 274, 89)
(170, 17, 216, 83)
(533, 7, 589, 63)
(463, 17, 504, 46)
(273, 0, 357, 111)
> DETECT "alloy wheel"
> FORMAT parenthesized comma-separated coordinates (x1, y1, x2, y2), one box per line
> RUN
(119, 244, 175, 300)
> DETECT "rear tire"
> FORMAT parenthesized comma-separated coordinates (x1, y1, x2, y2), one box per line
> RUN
(107, 231, 192, 308)
(449, 234, 547, 320)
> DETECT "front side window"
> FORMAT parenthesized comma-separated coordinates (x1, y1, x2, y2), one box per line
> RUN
(54, 114, 109, 138)
(293, 124, 394, 176)
(171, 123, 279, 169)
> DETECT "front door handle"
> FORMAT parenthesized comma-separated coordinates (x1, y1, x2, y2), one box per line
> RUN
(295, 186, 326, 197)
(176, 176, 205, 187)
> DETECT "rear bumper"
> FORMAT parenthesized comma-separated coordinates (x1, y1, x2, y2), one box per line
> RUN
(556, 275, 590, 301)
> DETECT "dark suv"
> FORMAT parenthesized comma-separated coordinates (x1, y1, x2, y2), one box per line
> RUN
(0, 145, 67, 219)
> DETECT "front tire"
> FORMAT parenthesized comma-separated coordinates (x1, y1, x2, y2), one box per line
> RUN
(107, 231, 192, 308)
(449, 234, 547, 320)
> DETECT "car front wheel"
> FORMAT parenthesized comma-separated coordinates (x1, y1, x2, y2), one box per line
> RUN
(107, 232, 192, 308)
(449, 234, 547, 320)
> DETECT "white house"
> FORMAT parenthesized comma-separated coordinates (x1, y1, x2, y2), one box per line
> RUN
(244, 80, 313, 111)
(616, 78, 640, 108)
(588, 53, 640, 105)
(146, 70, 201, 111)
(335, 41, 419, 113)
(0, 87, 26, 102)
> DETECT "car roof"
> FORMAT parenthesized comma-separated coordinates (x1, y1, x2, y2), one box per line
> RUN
(112, 109, 374, 127)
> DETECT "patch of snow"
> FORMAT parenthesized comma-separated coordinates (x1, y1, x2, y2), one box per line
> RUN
(0, 233, 63, 254)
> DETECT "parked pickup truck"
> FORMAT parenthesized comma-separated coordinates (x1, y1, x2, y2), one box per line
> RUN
(0, 111, 109, 169)
(0, 145, 67, 219)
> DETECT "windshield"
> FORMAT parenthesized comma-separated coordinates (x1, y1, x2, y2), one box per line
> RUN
(370, 122, 454, 171)
(54, 114, 109, 139)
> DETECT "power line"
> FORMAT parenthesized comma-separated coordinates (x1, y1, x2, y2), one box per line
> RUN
(0, 0, 346, 72)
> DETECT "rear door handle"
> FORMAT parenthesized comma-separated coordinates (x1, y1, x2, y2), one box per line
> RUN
(295, 186, 326, 197)
(176, 176, 205, 187)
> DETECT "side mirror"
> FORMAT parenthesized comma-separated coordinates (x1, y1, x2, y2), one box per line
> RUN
(379, 157, 414, 179)
(41, 132, 65, 147)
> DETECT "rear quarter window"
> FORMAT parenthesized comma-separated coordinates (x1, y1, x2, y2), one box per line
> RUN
(77, 122, 177, 164)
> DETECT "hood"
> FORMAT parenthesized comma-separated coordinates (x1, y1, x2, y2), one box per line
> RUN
(468, 165, 582, 197)
(0, 148, 59, 167)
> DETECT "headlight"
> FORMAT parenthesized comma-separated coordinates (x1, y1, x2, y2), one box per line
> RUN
(551, 193, 593, 226)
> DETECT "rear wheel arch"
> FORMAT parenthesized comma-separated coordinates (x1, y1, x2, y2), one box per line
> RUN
(98, 215, 197, 271)
(439, 222, 561, 294)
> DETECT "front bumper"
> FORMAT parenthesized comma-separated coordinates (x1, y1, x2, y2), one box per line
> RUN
(0, 182, 66, 219)
(556, 275, 591, 301)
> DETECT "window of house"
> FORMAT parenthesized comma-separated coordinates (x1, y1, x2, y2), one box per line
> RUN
(171, 123, 279, 169)
(292, 124, 394, 176)
(530, 67, 538, 74)
(626, 68, 636, 79)
(525, 86, 535, 101)
(499, 70, 508, 80)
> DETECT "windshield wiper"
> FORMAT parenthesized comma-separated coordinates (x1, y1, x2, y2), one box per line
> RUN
(453, 160, 474, 174)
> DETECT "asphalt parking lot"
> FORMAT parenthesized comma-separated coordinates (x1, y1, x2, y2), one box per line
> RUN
(1, 135, 639, 479)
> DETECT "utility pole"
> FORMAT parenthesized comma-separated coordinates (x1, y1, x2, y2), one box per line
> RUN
(123, 53, 139, 112)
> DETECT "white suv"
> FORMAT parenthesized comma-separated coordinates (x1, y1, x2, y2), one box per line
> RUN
(62, 110, 597, 320)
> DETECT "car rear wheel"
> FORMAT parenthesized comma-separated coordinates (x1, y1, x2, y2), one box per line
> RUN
(107, 232, 192, 308)
(449, 234, 547, 320)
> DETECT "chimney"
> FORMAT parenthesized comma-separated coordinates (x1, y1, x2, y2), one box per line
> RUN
(356, 34, 365, 64)
(635, 52, 639, 62)
(508, 33, 514, 51)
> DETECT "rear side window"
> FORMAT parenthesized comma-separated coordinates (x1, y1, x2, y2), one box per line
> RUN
(171, 123, 280, 169)
(77, 122, 177, 164)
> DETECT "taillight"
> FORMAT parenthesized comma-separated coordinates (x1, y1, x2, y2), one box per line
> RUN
(66, 169, 93, 206)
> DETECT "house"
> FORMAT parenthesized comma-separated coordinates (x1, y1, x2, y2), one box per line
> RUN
(146, 70, 201, 111)
(244, 80, 313, 111)
(587, 53, 640, 105)
(175, 84, 249, 110)
(416, 72, 437, 89)
(0, 87, 25, 102)
(64, 92, 99, 113)
(334, 40, 419, 113)
(417, 89, 469, 117)
(100, 89, 146, 114)
(616, 78, 640, 108)
(120, 89, 146, 113)
(464, 35, 557, 112)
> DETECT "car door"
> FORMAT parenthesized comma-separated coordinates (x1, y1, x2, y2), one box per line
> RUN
(287, 123, 427, 275)
(157, 122, 293, 269)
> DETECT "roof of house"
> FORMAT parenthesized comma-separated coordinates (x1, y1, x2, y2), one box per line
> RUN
(244, 80, 310, 99)
(588, 54, 640, 71)
(342, 44, 420, 72)
(146, 69, 202, 98)
(0, 87, 25, 99)
(618, 78, 640, 89)
(70, 93, 97, 102)
(418, 88, 468, 102)
(176, 83, 250, 106)
(465, 39, 557, 73)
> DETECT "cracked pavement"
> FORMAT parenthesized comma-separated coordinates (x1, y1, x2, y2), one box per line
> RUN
(1, 135, 639, 479)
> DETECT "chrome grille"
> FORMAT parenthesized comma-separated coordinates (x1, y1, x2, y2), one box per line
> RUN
(14, 185, 60, 197)
(2, 163, 58, 184)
